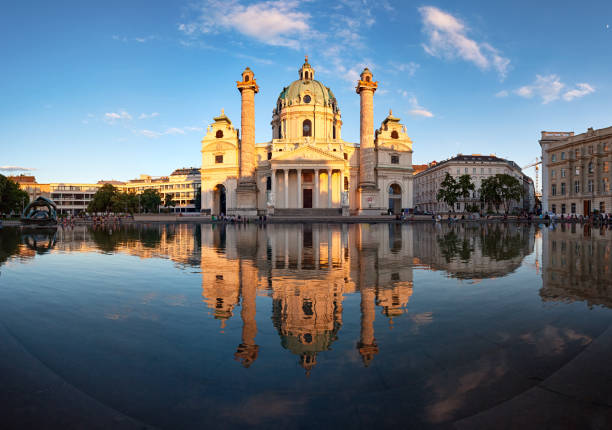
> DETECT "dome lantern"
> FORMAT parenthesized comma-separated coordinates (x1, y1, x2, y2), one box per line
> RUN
(299, 55, 314, 81)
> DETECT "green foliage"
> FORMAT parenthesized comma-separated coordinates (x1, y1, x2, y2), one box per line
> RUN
(457, 174, 475, 199)
(87, 184, 118, 213)
(164, 193, 176, 208)
(436, 173, 459, 212)
(0, 175, 29, 215)
(111, 192, 139, 214)
(479, 174, 523, 214)
(140, 189, 162, 213)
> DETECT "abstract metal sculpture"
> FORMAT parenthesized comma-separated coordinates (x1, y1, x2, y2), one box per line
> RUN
(21, 196, 58, 226)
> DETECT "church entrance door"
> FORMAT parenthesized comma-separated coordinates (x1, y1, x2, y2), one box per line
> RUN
(303, 189, 313, 208)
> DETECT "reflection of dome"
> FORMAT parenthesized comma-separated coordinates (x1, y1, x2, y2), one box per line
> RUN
(277, 80, 338, 111)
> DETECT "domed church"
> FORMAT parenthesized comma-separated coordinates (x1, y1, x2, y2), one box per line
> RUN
(200, 57, 415, 216)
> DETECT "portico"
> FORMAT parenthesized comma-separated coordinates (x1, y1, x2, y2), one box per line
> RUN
(269, 166, 346, 209)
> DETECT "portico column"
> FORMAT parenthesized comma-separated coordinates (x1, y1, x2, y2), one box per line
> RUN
(339, 170, 344, 207)
(271, 169, 276, 201)
(328, 169, 332, 208)
(284, 169, 289, 209)
(297, 169, 302, 208)
(314, 169, 319, 208)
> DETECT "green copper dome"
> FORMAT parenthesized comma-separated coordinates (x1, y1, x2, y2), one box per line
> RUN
(277, 79, 338, 112)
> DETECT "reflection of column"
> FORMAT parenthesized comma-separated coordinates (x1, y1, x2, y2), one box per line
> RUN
(234, 260, 259, 368)
(328, 169, 332, 208)
(358, 286, 378, 367)
(284, 169, 289, 208)
(314, 169, 319, 208)
(297, 169, 302, 208)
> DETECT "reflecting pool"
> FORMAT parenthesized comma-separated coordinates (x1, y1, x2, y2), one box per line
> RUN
(1, 223, 612, 429)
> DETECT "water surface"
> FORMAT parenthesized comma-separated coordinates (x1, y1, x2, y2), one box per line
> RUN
(1, 223, 611, 429)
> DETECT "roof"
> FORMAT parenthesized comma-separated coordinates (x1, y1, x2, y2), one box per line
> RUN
(8, 175, 36, 183)
(417, 154, 522, 175)
(278, 79, 338, 111)
(171, 167, 200, 176)
(412, 164, 429, 175)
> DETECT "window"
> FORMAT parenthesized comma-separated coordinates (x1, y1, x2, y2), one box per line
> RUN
(333, 126, 336, 139)
(603, 178, 609, 192)
(489, 168, 492, 173)
(571, 203, 576, 213)
(267, 152, 272, 160)
(575, 181, 580, 193)
(457, 168, 460, 174)
(561, 168, 566, 178)
(481, 168, 484, 174)
(588, 179, 594, 192)
(473, 168, 476, 174)
(605, 142, 610, 152)
(215, 155, 223, 164)
(601, 202, 606, 213)
(605, 162, 610, 173)
(588, 162, 593, 173)
(302, 119, 312, 137)
(589, 146, 593, 154)
(561, 152, 565, 160)
(551, 154, 557, 162)
(365, 76, 370, 82)
(456, 203, 461, 210)
(561, 204, 566, 214)
(561, 183, 566, 195)
(575, 149, 580, 157)
(244, 75, 249, 82)
(391, 130, 399, 139)
(266, 176, 272, 191)
(575, 167, 580, 175)
(343, 153, 348, 160)
(551, 184, 556, 196)
(215, 130, 223, 138)
(465, 167, 468, 173)
(552, 204, 556, 214)
(391, 155, 399, 164)
(303, 95, 311, 103)
(551, 170, 556, 178)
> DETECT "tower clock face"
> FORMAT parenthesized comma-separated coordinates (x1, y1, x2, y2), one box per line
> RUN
(303, 95, 311, 103)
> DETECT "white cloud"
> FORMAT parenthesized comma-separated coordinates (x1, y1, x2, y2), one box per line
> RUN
(179, 0, 311, 49)
(0, 166, 36, 172)
(409, 109, 434, 118)
(563, 83, 595, 101)
(514, 74, 594, 104)
(495, 90, 508, 98)
(136, 126, 202, 139)
(389, 61, 420, 77)
(406, 94, 434, 118)
(418, 6, 510, 79)
(104, 111, 132, 123)
(138, 112, 160, 119)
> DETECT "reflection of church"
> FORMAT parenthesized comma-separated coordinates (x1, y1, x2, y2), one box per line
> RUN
(200, 57, 414, 217)
(200, 224, 415, 372)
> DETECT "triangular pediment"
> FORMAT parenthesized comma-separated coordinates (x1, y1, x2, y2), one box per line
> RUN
(202, 140, 237, 152)
(378, 140, 412, 152)
(272, 144, 345, 162)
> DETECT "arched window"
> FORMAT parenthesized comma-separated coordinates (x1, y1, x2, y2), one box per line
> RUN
(303, 119, 312, 137)
(333, 125, 336, 139)
(216, 130, 223, 138)
(244, 75, 250, 82)
(391, 130, 399, 139)
(365, 76, 370, 82)
(389, 184, 401, 195)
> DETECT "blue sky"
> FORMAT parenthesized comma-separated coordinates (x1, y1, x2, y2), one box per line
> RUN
(1, 0, 611, 188)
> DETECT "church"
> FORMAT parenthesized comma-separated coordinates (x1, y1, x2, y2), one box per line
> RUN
(200, 57, 414, 216)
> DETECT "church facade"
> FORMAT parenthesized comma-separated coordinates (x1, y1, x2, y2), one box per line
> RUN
(200, 58, 414, 216)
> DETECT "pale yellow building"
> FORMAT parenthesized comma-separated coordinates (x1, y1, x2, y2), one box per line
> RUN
(540, 126, 612, 216)
(200, 58, 415, 217)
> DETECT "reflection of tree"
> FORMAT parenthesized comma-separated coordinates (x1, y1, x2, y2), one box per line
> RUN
(0, 228, 20, 265)
(437, 229, 474, 262)
(88, 225, 162, 253)
(480, 226, 527, 261)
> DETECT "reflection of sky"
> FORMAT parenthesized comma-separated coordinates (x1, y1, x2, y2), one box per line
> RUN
(1, 224, 611, 428)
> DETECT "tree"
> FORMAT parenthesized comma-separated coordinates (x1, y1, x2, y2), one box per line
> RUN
(140, 189, 162, 213)
(164, 193, 176, 210)
(0, 175, 29, 215)
(111, 191, 139, 214)
(480, 174, 523, 214)
(436, 173, 459, 212)
(87, 184, 118, 213)
(457, 174, 475, 200)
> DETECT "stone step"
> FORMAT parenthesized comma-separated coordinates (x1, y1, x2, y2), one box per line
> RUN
(273, 208, 342, 217)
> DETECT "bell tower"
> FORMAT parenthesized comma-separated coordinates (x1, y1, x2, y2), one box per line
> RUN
(235, 67, 259, 217)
